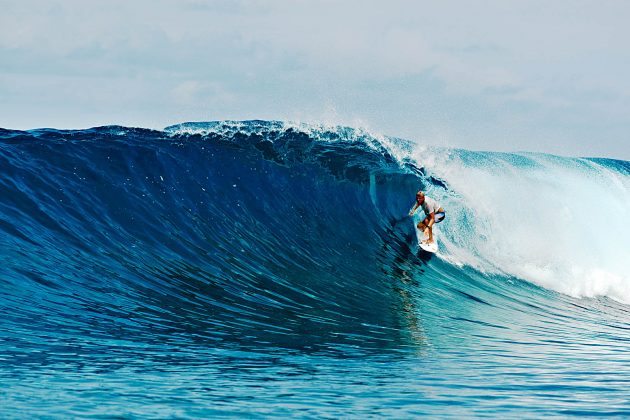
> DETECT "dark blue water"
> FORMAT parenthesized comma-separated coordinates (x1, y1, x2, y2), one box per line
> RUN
(2, 121, 630, 417)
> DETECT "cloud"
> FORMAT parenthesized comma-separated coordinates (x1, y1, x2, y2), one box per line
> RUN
(171, 80, 236, 106)
(1, 0, 629, 158)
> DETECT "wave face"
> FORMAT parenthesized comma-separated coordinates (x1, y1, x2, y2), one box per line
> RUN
(1, 121, 630, 417)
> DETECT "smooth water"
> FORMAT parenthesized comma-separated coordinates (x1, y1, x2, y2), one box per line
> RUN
(1, 121, 629, 417)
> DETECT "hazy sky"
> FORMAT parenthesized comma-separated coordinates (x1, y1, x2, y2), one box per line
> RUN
(1, 0, 629, 158)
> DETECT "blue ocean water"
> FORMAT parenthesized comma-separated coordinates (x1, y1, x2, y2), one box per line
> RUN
(1, 120, 630, 417)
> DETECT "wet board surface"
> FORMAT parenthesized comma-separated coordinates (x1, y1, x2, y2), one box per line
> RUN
(419, 240, 438, 253)
(415, 223, 438, 253)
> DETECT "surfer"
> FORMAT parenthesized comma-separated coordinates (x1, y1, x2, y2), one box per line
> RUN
(409, 191, 445, 245)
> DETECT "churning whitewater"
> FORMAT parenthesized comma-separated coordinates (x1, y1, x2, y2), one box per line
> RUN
(1, 120, 629, 417)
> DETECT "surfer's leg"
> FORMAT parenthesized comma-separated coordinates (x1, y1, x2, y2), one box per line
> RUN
(418, 219, 430, 242)
(425, 212, 444, 243)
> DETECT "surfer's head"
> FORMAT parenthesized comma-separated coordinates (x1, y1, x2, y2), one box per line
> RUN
(416, 191, 425, 203)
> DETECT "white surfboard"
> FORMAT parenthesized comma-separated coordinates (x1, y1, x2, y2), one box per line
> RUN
(419, 239, 438, 253)
(415, 224, 438, 253)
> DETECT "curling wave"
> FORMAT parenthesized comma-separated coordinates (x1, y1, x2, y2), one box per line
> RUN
(0, 120, 629, 357)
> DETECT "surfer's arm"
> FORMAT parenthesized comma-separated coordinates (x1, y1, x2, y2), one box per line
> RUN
(409, 203, 420, 216)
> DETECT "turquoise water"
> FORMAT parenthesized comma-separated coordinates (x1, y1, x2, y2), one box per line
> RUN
(1, 121, 629, 417)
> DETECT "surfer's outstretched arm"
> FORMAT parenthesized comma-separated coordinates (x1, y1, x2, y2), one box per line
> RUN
(409, 203, 420, 216)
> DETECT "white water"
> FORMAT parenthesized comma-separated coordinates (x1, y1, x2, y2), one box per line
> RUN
(416, 149, 630, 304)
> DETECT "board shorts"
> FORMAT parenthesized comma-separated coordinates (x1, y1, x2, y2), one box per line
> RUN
(422, 211, 445, 226)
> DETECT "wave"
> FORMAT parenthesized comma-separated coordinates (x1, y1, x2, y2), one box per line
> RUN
(165, 120, 630, 303)
(1, 120, 629, 357)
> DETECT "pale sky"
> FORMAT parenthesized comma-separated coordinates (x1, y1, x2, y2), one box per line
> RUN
(1, 0, 629, 158)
